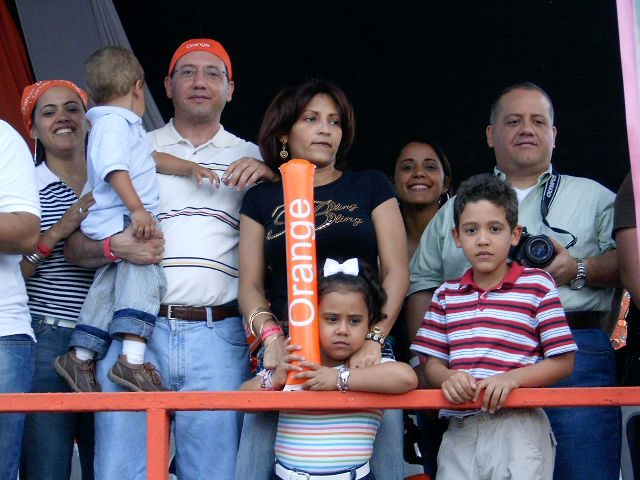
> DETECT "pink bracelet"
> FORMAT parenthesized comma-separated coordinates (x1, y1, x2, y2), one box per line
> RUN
(260, 369, 280, 391)
(261, 325, 284, 343)
(103, 236, 122, 263)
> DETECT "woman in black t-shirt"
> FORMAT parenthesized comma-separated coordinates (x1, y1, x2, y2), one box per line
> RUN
(239, 80, 408, 370)
(235, 80, 408, 480)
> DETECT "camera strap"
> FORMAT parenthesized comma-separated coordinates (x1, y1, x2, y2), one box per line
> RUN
(540, 167, 577, 249)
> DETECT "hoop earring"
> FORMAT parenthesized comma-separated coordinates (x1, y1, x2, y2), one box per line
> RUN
(280, 141, 289, 159)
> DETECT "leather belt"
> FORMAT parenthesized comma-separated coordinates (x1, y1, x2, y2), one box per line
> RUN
(158, 305, 239, 322)
(274, 461, 370, 480)
(565, 311, 606, 330)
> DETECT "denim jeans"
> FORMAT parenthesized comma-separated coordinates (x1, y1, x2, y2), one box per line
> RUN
(544, 328, 621, 480)
(71, 260, 166, 359)
(94, 315, 250, 480)
(20, 315, 94, 480)
(0, 333, 34, 480)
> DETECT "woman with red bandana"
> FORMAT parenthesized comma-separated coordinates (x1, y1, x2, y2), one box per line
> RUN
(19, 80, 96, 480)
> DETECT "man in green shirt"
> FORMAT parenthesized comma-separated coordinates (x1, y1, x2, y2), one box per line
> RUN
(408, 82, 620, 480)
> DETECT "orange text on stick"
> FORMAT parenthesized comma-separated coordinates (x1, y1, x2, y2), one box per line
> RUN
(280, 159, 322, 387)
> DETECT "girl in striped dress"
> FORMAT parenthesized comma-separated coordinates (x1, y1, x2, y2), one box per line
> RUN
(241, 258, 417, 480)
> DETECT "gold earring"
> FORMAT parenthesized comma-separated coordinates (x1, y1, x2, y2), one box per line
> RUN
(280, 141, 289, 159)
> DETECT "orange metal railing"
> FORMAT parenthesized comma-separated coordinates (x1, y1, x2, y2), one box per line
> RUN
(3, 387, 640, 480)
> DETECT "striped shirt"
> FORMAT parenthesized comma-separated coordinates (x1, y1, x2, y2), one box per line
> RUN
(274, 360, 391, 473)
(148, 121, 261, 306)
(411, 262, 576, 417)
(26, 163, 95, 321)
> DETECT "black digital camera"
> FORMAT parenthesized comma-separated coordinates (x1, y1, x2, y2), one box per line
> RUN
(509, 228, 556, 268)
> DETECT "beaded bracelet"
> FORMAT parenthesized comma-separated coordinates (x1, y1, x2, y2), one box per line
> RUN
(259, 369, 280, 391)
(365, 326, 385, 346)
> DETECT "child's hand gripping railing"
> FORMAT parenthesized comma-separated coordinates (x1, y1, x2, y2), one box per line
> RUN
(1, 387, 640, 480)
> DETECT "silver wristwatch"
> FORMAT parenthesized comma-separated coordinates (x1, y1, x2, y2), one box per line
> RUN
(570, 258, 586, 290)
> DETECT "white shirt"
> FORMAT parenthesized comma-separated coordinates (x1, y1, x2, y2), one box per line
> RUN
(82, 106, 160, 240)
(0, 120, 41, 339)
(148, 120, 261, 306)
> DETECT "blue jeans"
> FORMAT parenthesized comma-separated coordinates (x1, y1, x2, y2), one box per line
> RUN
(544, 328, 621, 480)
(71, 260, 166, 359)
(236, 343, 404, 480)
(0, 333, 35, 480)
(20, 315, 94, 480)
(94, 315, 250, 480)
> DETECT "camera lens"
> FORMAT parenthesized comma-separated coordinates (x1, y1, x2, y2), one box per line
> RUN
(524, 236, 555, 267)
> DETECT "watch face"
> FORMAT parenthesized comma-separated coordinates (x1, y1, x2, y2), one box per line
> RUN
(570, 278, 586, 290)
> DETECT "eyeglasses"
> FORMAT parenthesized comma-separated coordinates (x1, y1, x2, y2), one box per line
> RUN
(174, 66, 227, 82)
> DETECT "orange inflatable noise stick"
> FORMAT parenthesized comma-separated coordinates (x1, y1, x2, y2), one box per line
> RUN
(280, 159, 322, 388)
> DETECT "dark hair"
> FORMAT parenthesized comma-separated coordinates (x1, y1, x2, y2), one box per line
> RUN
(257, 80, 355, 173)
(453, 174, 518, 230)
(318, 259, 387, 326)
(489, 82, 555, 125)
(394, 135, 453, 205)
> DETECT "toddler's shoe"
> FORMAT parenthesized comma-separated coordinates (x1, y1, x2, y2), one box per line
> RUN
(108, 355, 169, 392)
(52, 351, 102, 392)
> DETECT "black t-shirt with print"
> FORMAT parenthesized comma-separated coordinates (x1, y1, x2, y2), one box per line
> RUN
(241, 169, 395, 322)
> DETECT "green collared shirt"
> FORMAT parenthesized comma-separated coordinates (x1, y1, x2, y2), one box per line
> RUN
(408, 165, 616, 312)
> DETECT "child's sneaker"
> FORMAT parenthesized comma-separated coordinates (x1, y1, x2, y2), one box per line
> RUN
(108, 355, 169, 392)
(52, 351, 102, 392)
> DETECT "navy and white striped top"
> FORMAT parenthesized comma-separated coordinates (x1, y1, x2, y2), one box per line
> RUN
(26, 163, 95, 321)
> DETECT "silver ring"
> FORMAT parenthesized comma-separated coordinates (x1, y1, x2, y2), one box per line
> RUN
(78, 207, 83, 214)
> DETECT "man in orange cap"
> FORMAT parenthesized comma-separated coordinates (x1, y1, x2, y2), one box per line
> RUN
(66, 38, 277, 480)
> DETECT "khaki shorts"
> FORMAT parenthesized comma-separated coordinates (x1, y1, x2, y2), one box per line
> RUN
(437, 408, 557, 480)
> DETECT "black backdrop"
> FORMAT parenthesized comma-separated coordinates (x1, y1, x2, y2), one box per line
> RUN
(113, 0, 629, 192)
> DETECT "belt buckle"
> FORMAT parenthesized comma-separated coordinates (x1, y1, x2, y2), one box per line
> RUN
(288, 472, 310, 480)
(166, 305, 177, 320)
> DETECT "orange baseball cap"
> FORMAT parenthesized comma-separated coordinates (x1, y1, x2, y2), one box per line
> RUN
(168, 38, 232, 80)
(21, 80, 89, 132)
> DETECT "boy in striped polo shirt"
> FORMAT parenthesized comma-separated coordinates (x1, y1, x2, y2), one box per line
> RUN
(411, 174, 576, 480)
